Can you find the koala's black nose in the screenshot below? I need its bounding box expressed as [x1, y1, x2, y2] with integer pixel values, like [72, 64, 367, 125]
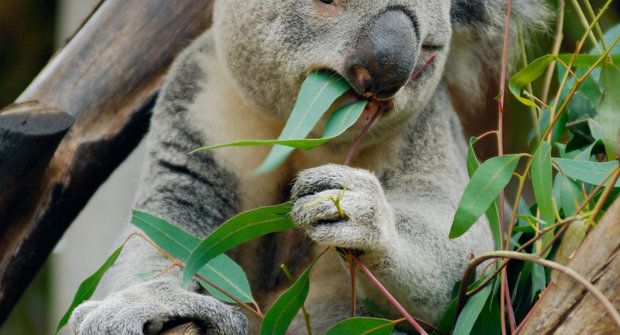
[345, 10, 418, 99]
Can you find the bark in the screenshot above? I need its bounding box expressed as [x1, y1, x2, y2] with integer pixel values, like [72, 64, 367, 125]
[0, 0, 213, 323]
[519, 197, 620, 335]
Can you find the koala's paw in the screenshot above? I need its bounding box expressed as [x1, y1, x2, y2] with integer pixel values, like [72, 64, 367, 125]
[69, 277, 247, 335]
[291, 164, 394, 251]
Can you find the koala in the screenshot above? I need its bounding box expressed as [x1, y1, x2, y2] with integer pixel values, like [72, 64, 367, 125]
[69, 0, 547, 334]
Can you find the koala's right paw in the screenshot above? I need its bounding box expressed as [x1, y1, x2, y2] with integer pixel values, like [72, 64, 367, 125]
[69, 277, 247, 335]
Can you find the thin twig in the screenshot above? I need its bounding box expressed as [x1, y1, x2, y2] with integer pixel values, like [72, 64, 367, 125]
[464, 251, 620, 330]
[590, 168, 620, 223]
[569, 0, 603, 53]
[542, 0, 565, 103]
[343, 108, 383, 166]
[349, 252, 357, 317]
[351, 254, 429, 335]
[498, 2, 514, 333]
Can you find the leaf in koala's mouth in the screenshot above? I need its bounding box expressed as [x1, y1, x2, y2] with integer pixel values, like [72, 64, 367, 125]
[190, 72, 373, 174]
[254, 72, 351, 174]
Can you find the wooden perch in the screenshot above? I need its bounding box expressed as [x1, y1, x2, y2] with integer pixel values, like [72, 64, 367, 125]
[0, 0, 214, 323]
[519, 197, 620, 334]
[0, 102, 74, 227]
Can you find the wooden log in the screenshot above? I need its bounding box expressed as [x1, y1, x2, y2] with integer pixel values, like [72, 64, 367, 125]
[519, 197, 620, 334]
[0, 0, 214, 324]
[0, 102, 74, 231]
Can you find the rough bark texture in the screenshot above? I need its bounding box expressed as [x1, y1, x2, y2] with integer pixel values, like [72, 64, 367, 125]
[0, 0, 214, 324]
[520, 197, 620, 335]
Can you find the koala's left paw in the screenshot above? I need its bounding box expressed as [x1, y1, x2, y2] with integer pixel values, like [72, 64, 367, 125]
[291, 164, 394, 251]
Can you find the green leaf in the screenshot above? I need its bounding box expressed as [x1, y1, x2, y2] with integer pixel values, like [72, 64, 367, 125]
[191, 101, 367, 153]
[55, 245, 124, 334]
[325, 317, 396, 335]
[466, 137, 480, 178]
[510, 54, 620, 106]
[471, 288, 501, 335]
[453, 284, 493, 335]
[567, 91, 597, 122]
[532, 142, 554, 225]
[260, 258, 319, 335]
[183, 203, 295, 285]
[131, 210, 254, 303]
[450, 155, 522, 239]
[255, 72, 351, 174]
[530, 263, 546, 302]
[432, 298, 457, 335]
[553, 173, 584, 216]
[597, 63, 620, 160]
[553, 158, 620, 188]
[466, 137, 502, 249]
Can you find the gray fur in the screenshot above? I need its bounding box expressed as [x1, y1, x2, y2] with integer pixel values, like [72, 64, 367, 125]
[71, 1, 548, 334]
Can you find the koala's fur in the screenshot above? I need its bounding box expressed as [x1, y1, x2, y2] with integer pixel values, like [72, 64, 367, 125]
[70, 1, 548, 334]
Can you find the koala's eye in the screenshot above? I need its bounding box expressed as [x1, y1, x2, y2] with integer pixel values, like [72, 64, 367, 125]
[318, 0, 335, 4]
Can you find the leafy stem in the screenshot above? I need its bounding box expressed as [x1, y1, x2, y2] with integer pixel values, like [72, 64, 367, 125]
[461, 251, 620, 329]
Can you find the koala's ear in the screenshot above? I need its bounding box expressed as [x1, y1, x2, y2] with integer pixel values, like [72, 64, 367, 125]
[445, 0, 551, 113]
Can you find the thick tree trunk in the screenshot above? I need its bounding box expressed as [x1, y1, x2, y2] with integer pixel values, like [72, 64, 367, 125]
[519, 197, 620, 334]
[0, 0, 213, 323]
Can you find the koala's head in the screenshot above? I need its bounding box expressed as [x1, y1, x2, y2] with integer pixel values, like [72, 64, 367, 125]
[212, 0, 547, 135]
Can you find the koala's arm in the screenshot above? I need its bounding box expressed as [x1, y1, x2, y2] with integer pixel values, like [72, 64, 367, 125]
[70, 32, 247, 335]
[291, 89, 494, 323]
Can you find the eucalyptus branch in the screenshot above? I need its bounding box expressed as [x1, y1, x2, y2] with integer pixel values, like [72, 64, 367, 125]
[497, 2, 514, 333]
[581, 0, 607, 49]
[351, 254, 429, 335]
[590, 168, 620, 222]
[463, 215, 582, 298]
[569, 0, 603, 52]
[542, 0, 565, 103]
[461, 251, 620, 329]
[544, 0, 615, 140]
[519, 30, 540, 137]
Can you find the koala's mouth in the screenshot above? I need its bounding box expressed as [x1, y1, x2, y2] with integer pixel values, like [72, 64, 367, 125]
[329, 90, 393, 127]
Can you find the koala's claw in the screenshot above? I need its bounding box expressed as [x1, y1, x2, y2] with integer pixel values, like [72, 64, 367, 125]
[291, 165, 394, 251]
[69, 277, 247, 335]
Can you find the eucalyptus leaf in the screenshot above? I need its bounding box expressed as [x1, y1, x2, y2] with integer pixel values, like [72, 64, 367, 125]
[432, 299, 457, 335]
[471, 288, 501, 335]
[183, 203, 295, 286]
[191, 101, 367, 153]
[553, 173, 584, 216]
[55, 245, 124, 334]
[325, 317, 396, 335]
[466, 137, 502, 248]
[597, 63, 620, 160]
[131, 210, 255, 303]
[553, 158, 620, 188]
[510, 54, 620, 106]
[530, 263, 546, 302]
[453, 284, 492, 335]
[260, 257, 319, 335]
[450, 155, 522, 239]
[568, 91, 597, 121]
[255, 72, 351, 174]
[532, 142, 554, 226]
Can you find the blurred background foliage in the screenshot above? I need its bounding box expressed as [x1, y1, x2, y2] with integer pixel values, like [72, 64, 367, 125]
[0, 0, 618, 334]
